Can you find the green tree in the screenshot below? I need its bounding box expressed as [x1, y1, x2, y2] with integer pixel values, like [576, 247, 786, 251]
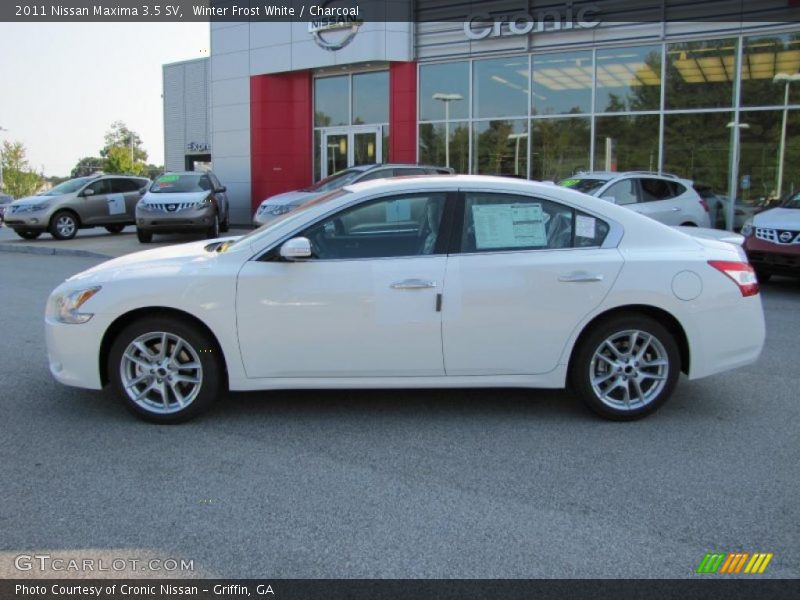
[1, 140, 43, 199]
[101, 121, 148, 175]
[71, 156, 104, 178]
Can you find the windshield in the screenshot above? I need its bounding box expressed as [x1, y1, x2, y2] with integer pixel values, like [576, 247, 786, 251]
[557, 177, 607, 194]
[305, 168, 364, 193]
[226, 189, 350, 251]
[150, 173, 211, 194]
[784, 192, 800, 209]
[42, 176, 96, 196]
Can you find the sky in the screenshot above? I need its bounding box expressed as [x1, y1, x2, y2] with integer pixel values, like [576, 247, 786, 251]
[0, 23, 209, 176]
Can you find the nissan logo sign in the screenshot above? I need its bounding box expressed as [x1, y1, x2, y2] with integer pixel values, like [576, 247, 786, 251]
[308, 0, 361, 51]
[779, 231, 793, 243]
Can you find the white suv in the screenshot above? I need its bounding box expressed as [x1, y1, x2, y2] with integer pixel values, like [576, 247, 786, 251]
[558, 172, 711, 228]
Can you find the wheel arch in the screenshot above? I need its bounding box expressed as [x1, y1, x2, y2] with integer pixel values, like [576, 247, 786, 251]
[99, 306, 228, 387]
[50, 208, 82, 228]
[567, 305, 690, 376]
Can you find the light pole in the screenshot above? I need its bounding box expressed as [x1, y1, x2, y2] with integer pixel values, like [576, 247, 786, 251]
[773, 73, 800, 200]
[0, 126, 8, 192]
[726, 121, 750, 231]
[507, 132, 528, 176]
[432, 93, 463, 168]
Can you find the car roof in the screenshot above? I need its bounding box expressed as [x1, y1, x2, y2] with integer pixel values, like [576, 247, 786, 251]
[159, 171, 211, 176]
[351, 164, 451, 172]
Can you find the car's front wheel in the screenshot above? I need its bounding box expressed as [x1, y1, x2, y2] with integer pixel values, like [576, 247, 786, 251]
[136, 228, 153, 243]
[15, 230, 41, 240]
[49, 211, 79, 240]
[108, 316, 222, 423]
[570, 314, 680, 420]
[206, 212, 220, 239]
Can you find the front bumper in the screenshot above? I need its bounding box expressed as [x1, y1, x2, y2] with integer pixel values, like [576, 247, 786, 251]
[744, 235, 800, 276]
[136, 204, 215, 231]
[45, 314, 111, 390]
[4, 210, 52, 230]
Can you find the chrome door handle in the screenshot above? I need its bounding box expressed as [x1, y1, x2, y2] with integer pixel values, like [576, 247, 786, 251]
[558, 272, 604, 283]
[671, 207, 682, 211]
[390, 279, 437, 290]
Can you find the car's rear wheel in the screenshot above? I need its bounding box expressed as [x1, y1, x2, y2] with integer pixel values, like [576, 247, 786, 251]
[136, 228, 153, 243]
[108, 317, 222, 423]
[49, 211, 79, 240]
[105, 224, 125, 234]
[570, 314, 680, 420]
[220, 215, 230, 233]
[206, 212, 219, 239]
[16, 230, 41, 240]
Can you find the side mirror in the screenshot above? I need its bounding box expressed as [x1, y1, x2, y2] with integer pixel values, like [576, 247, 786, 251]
[82, 188, 95, 197]
[216, 186, 227, 194]
[139, 188, 147, 196]
[279, 237, 312, 260]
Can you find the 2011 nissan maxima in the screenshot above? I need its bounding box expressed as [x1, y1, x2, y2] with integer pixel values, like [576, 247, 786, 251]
[45, 176, 766, 423]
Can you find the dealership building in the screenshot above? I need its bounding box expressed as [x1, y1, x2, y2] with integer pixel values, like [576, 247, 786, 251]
[163, 1, 800, 225]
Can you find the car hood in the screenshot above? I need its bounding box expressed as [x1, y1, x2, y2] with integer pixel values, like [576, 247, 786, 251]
[258, 190, 319, 208]
[66, 237, 240, 284]
[753, 207, 800, 230]
[10, 194, 65, 206]
[140, 191, 210, 204]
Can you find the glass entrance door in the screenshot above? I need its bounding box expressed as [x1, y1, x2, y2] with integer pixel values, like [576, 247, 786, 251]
[321, 127, 382, 179]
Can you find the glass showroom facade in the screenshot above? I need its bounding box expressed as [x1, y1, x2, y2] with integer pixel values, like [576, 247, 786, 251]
[417, 32, 800, 212]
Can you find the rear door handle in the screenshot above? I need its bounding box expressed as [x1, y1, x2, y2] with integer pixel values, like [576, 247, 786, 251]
[390, 279, 437, 290]
[558, 272, 604, 283]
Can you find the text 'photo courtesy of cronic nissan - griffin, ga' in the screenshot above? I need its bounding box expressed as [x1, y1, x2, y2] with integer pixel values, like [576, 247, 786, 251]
[44, 176, 766, 424]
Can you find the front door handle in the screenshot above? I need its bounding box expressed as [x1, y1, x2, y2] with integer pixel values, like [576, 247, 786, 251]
[671, 207, 682, 212]
[558, 272, 604, 283]
[390, 279, 437, 290]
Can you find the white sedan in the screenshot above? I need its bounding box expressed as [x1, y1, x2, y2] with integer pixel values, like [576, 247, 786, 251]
[45, 176, 765, 423]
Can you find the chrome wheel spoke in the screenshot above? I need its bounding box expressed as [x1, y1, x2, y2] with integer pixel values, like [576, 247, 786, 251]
[631, 378, 645, 404]
[124, 352, 152, 372]
[603, 340, 623, 359]
[639, 371, 666, 382]
[173, 373, 200, 385]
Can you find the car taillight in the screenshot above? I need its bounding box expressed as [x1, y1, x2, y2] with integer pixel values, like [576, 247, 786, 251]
[708, 260, 759, 297]
[699, 199, 710, 213]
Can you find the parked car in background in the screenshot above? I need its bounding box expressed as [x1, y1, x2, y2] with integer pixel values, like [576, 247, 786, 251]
[46, 175, 764, 424]
[135, 171, 230, 243]
[253, 163, 454, 226]
[558, 172, 710, 228]
[742, 191, 800, 281]
[3, 175, 149, 240]
[0, 193, 13, 223]
[695, 184, 765, 231]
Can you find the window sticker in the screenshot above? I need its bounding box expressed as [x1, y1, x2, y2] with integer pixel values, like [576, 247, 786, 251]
[575, 214, 596, 239]
[559, 178, 580, 187]
[472, 203, 547, 249]
[385, 199, 412, 222]
[107, 193, 126, 215]
[158, 175, 180, 183]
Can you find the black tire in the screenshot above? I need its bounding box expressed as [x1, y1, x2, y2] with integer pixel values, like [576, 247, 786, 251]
[755, 269, 772, 283]
[219, 215, 230, 233]
[49, 210, 79, 240]
[206, 212, 220, 239]
[16, 230, 41, 240]
[680, 222, 697, 227]
[108, 316, 223, 424]
[569, 314, 681, 421]
[136, 228, 153, 243]
[105, 224, 125, 234]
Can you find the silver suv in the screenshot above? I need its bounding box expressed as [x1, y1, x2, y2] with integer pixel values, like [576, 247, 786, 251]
[4, 174, 149, 240]
[558, 172, 711, 228]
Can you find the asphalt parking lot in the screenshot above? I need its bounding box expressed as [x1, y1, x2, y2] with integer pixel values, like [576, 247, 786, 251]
[0, 251, 798, 579]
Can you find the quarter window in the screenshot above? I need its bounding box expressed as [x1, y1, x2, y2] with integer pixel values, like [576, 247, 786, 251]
[300, 193, 448, 260]
[459, 192, 608, 252]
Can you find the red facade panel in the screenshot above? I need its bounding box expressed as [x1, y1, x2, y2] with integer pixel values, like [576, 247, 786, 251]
[389, 61, 418, 164]
[250, 71, 313, 211]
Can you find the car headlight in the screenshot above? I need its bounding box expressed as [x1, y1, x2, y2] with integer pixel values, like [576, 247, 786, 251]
[138, 202, 156, 212]
[200, 195, 212, 205]
[267, 204, 293, 216]
[14, 201, 49, 213]
[50, 286, 102, 324]
[741, 219, 754, 236]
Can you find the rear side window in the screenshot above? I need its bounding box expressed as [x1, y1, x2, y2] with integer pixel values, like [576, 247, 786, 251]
[640, 178, 680, 202]
[602, 179, 638, 205]
[111, 178, 141, 193]
[459, 192, 608, 252]
[394, 168, 428, 176]
[357, 169, 393, 182]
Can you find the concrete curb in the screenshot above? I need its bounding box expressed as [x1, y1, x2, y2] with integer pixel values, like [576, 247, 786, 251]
[0, 243, 111, 259]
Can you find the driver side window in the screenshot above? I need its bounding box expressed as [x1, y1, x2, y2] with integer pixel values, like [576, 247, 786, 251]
[299, 193, 448, 260]
[84, 179, 111, 196]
